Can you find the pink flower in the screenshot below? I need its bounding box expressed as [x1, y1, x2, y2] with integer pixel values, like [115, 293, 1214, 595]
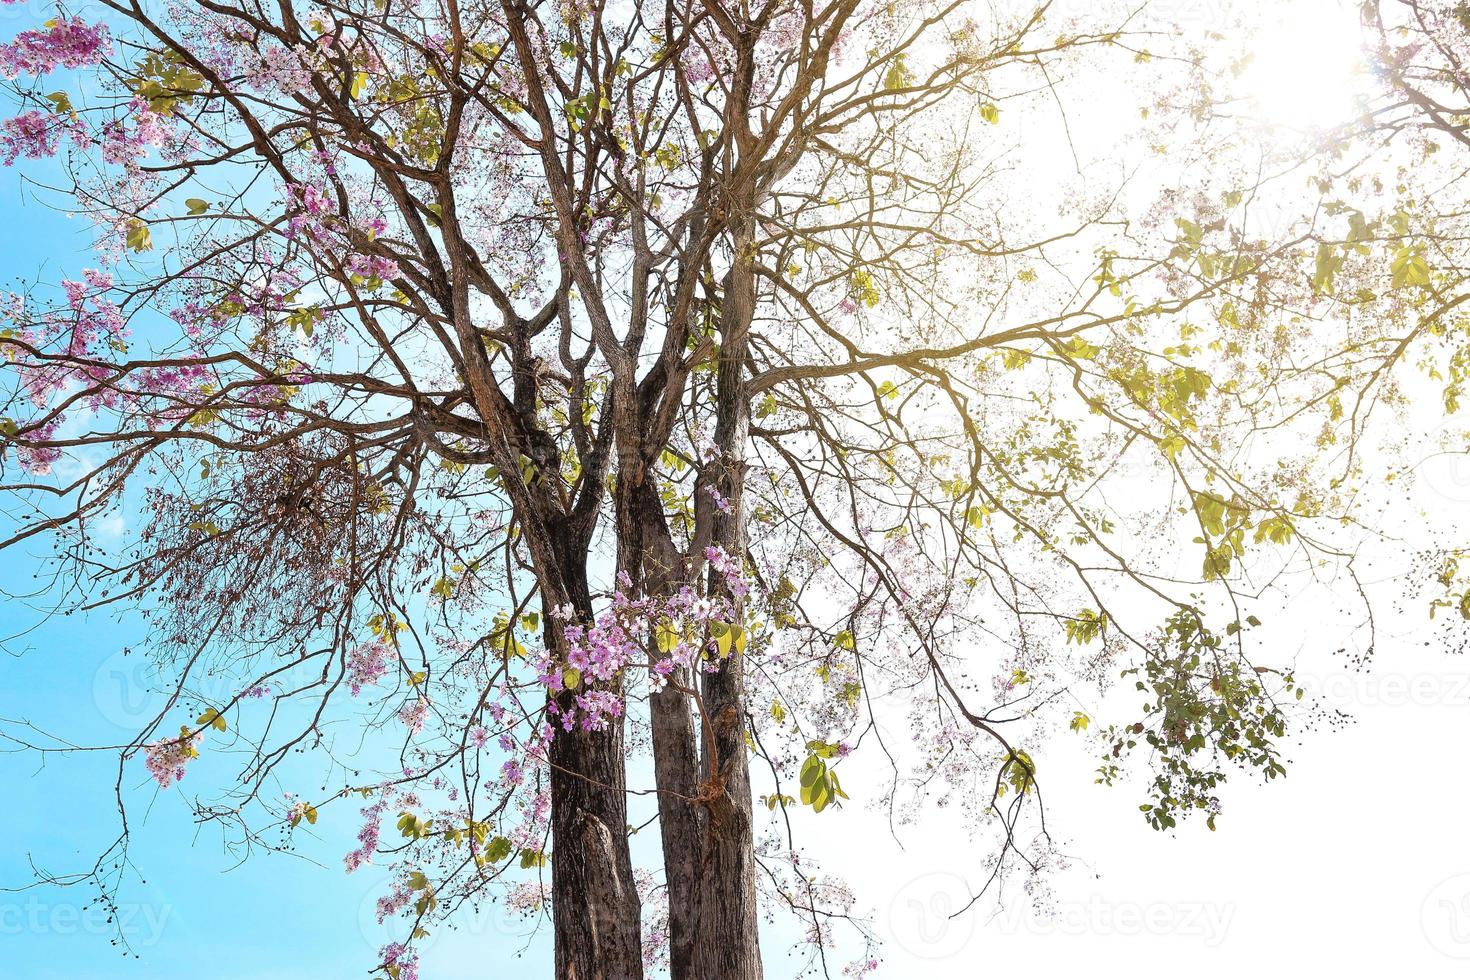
[143, 729, 201, 789]
[705, 544, 749, 599]
[100, 101, 172, 168]
[0, 17, 111, 78]
[345, 253, 400, 281]
[706, 485, 733, 514]
[1, 111, 60, 165]
[347, 640, 390, 695]
[380, 942, 419, 980]
[398, 697, 429, 733]
[293, 182, 332, 216]
[343, 797, 387, 872]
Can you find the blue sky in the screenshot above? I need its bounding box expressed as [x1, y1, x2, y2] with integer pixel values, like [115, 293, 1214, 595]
[0, 98, 763, 980]
[0, 519, 556, 979]
[0, 147, 562, 978]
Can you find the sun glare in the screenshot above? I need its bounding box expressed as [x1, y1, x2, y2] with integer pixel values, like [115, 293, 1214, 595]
[1238, 4, 1370, 133]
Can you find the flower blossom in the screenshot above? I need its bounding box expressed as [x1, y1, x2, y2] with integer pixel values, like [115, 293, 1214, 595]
[0, 17, 111, 78]
[143, 728, 201, 789]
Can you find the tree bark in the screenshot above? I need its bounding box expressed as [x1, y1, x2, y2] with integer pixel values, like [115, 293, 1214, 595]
[545, 537, 645, 979]
[549, 723, 646, 980]
[636, 484, 705, 979]
[691, 216, 763, 980]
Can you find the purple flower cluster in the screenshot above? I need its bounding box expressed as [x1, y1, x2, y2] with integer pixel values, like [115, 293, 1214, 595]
[0, 17, 111, 78]
[536, 556, 753, 733]
[343, 796, 389, 873]
[143, 729, 200, 789]
[379, 942, 419, 980]
[347, 639, 391, 695]
[0, 110, 84, 165]
[705, 544, 749, 599]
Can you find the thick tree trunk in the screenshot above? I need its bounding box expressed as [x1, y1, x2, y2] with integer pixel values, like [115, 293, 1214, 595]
[549, 724, 646, 980]
[649, 671, 703, 976]
[691, 221, 763, 980]
[637, 490, 704, 979]
[616, 465, 703, 977]
[545, 552, 645, 980]
[692, 659, 761, 979]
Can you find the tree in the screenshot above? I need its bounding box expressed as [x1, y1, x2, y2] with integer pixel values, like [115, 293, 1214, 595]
[0, 1, 1463, 977]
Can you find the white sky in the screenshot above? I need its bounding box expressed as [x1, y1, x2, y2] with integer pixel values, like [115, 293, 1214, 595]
[795, 1, 1470, 976]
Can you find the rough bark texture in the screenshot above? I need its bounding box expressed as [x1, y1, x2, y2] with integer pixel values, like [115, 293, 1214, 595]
[639, 485, 705, 979]
[619, 469, 704, 978]
[649, 674, 703, 976]
[549, 724, 645, 980]
[692, 217, 763, 980]
[542, 550, 646, 980]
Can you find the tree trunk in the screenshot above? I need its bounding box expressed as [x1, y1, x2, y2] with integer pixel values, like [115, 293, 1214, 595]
[637, 489, 704, 979]
[691, 219, 763, 980]
[549, 723, 646, 980]
[545, 552, 645, 980]
[649, 670, 703, 976]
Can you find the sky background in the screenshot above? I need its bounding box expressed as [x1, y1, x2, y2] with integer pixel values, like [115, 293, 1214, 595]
[5, 0, 1470, 977]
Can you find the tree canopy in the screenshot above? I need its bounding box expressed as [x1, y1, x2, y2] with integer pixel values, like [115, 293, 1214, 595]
[2, 1, 1469, 977]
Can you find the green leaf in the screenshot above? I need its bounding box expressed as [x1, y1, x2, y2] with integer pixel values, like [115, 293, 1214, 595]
[196, 707, 227, 732]
[806, 739, 841, 758]
[484, 835, 513, 863]
[125, 220, 153, 253]
[1004, 749, 1036, 795]
[799, 754, 826, 794]
[185, 198, 209, 216]
[1064, 609, 1107, 645]
[1391, 246, 1431, 290]
[1312, 242, 1342, 295]
[810, 778, 832, 812]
